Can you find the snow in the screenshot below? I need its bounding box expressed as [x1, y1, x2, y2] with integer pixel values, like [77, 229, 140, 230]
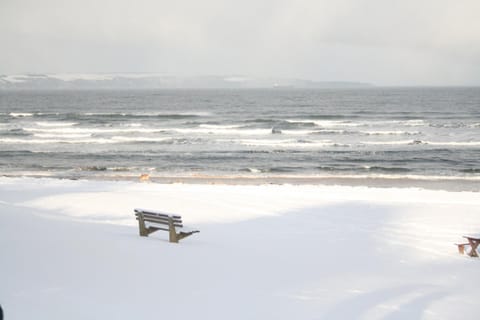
[0, 73, 167, 83]
[1, 75, 30, 83]
[47, 73, 165, 81]
[0, 177, 479, 319]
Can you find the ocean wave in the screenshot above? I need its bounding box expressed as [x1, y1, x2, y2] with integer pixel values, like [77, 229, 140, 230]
[399, 119, 427, 126]
[308, 129, 420, 136]
[23, 127, 166, 134]
[361, 130, 421, 136]
[267, 167, 302, 173]
[313, 166, 412, 173]
[199, 124, 244, 129]
[123, 123, 143, 127]
[171, 127, 270, 135]
[287, 119, 426, 128]
[362, 166, 412, 172]
[0, 136, 205, 145]
[5, 111, 210, 120]
[111, 136, 199, 144]
[0, 137, 115, 144]
[427, 141, 480, 146]
[460, 168, 480, 173]
[239, 168, 263, 173]
[234, 139, 349, 148]
[35, 121, 78, 127]
[361, 140, 480, 147]
[169, 125, 415, 137]
[309, 129, 351, 135]
[77, 166, 142, 172]
[110, 136, 169, 142]
[1, 128, 31, 137]
[287, 119, 363, 128]
[33, 133, 92, 139]
[23, 126, 273, 136]
[9, 112, 33, 118]
[360, 140, 425, 146]
[82, 112, 210, 118]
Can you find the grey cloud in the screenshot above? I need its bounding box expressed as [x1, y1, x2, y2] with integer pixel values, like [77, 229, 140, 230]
[1, 0, 479, 85]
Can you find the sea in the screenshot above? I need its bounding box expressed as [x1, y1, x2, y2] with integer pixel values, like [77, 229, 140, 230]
[0, 88, 479, 189]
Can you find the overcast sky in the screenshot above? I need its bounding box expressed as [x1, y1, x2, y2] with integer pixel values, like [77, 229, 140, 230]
[1, 0, 480, 85]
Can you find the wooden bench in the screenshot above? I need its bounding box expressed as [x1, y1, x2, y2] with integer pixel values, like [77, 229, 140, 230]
[456, 235, 480, 257]
[455, 242, 470, 255]
[134, 208, 199, 243]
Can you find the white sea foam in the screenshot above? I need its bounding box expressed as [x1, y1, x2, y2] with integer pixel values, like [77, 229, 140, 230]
[1, 136, 201, 145]
[172, 127, 270, 135]
[361, 140, 480, 147]
[283, 129, 420, 136]
[23, 127, 165, 134]
[199, 124, 243, 129]
[427, 141, 480, 146]
[287, 119, 427, 128]
[399, 119, 426, 126]
[9, 112, 33, 117]
[35, 122, 78, 127]
[310, 129, 349, 134]
[287, 120, 364, 128]
[361, 140, 422, 145]
[84, 112, 127, 116]
[33, 133, 92, 139]
[111, 136, 171, 143]
[2, 75, 29, 83]
[234, 139, 342, 148]
[0, 138, 115, 144]
[362, 130, 421, 136]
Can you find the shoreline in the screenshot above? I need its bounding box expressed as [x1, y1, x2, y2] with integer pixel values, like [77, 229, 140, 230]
[147, 175, 480, 192]
[2, 173, 479, 192]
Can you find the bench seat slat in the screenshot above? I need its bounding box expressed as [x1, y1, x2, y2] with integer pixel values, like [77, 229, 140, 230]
[135, 211, 182, 221]
[137, 213, 182, 223]
[136, 213, 182, 224]
[134, 208, 181, 219]
[136, 217, 183, 228]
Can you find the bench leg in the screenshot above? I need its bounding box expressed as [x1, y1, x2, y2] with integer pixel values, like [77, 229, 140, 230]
[138, 216, 148, 237]
[457, 244, 467, 255]
[467, 241, 479, 257]
[168, 219, 178, 243]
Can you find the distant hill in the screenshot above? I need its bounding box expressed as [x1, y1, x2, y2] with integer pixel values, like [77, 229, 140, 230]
[0, 73, 373, 89]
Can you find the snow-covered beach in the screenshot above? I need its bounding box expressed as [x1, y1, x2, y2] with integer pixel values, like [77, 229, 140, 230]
[1, 177, 479, 319]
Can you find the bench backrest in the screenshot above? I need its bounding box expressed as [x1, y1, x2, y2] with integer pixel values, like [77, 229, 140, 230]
[134, 208, 183, 228]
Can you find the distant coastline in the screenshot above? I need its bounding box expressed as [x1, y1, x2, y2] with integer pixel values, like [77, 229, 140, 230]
[0, 73, 373, 90]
